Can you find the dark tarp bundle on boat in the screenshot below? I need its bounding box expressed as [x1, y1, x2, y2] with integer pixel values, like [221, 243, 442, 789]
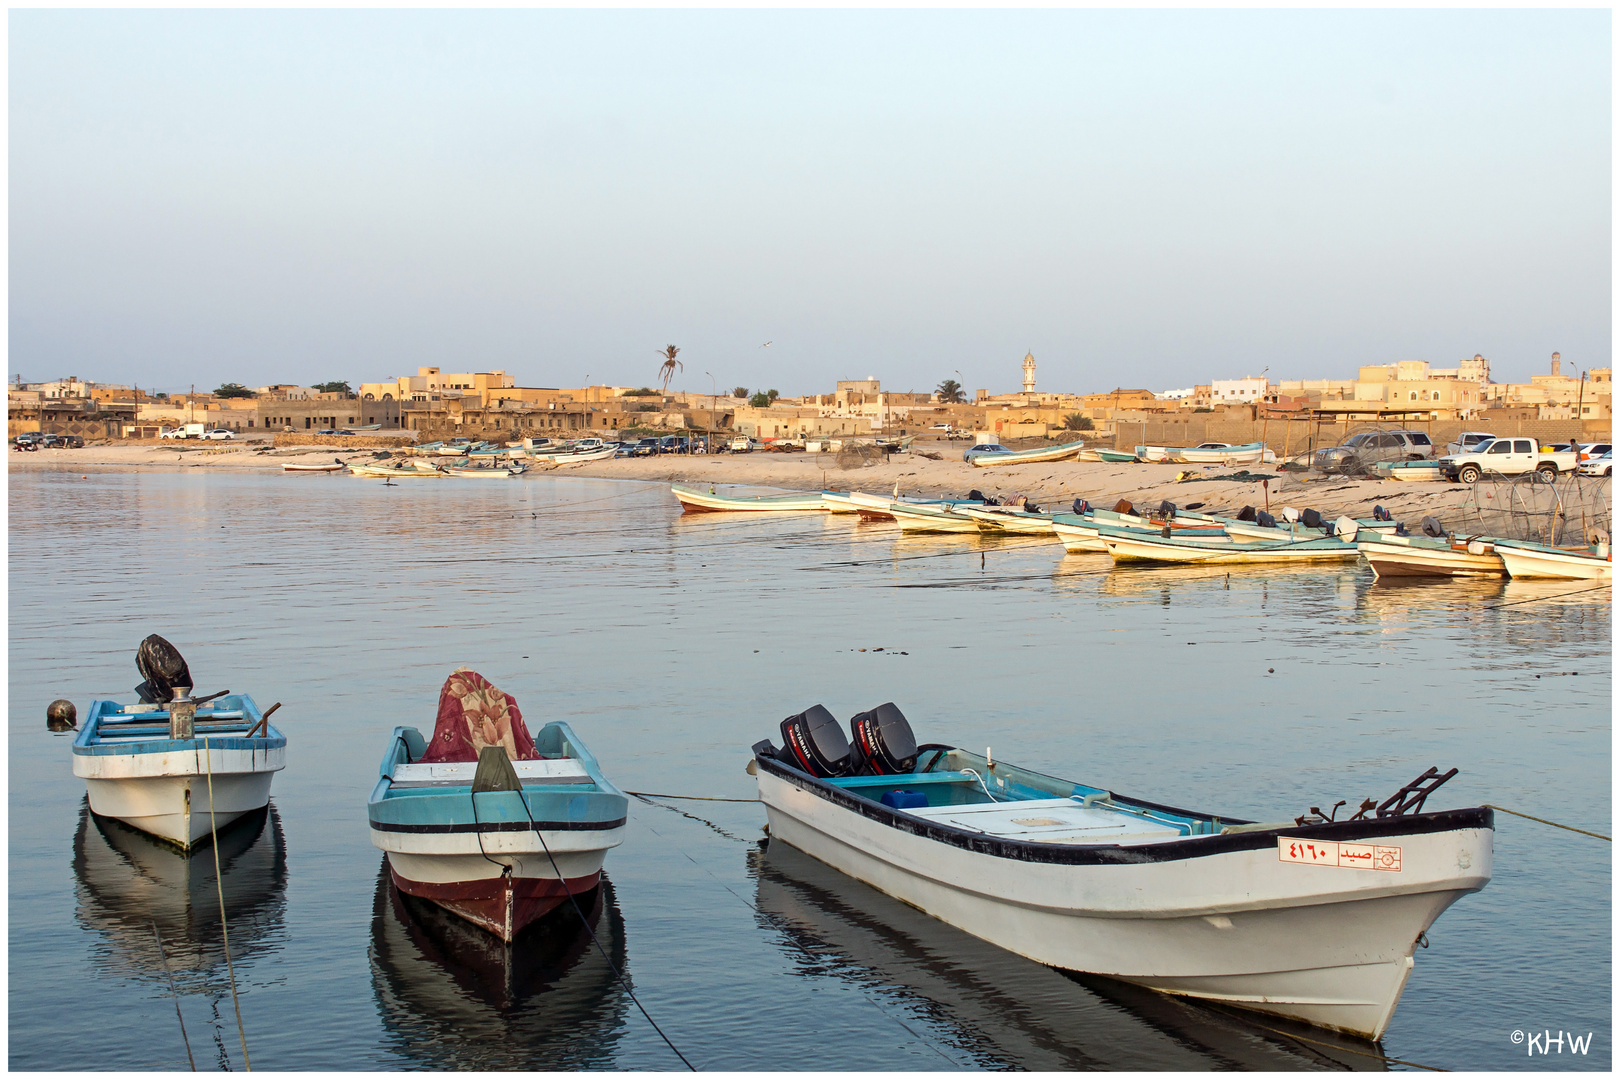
[135, 634, 193, 704]
[419, 668, 541, 764]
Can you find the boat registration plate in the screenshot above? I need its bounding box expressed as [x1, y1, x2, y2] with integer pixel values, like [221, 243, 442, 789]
[1279, 838, 1401, 872]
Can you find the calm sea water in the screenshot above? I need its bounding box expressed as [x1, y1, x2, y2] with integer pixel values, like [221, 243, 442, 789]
[9, 466, 1611, 1071]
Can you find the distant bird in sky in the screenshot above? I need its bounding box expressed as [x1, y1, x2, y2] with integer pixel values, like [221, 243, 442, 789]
[760, 341, 772, 348]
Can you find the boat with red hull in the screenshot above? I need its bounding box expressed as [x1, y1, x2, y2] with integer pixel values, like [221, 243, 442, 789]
[367, 670, 627, 941]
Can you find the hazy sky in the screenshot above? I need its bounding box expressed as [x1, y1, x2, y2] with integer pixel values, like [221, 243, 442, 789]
[10, 9, 1611, 397]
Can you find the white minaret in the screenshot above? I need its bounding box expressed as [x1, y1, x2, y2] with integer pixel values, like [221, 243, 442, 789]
[1022, 351, 1036, 395]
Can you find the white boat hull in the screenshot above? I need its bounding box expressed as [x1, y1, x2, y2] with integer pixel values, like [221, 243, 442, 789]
[759, 769, 1489, 1040]
[1103, 532, 1356, 565]
[1358, 538, 1505, 578]
[74, 744, 285, 848]
[888, 505, 981, 533]
[1492, 543, 1613, 580]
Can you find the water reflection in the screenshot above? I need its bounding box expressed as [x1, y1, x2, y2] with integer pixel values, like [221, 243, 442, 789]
[72, 800, 287, 992]
[751, 839, 1382, 1071]
[369, 860, 628, 1069]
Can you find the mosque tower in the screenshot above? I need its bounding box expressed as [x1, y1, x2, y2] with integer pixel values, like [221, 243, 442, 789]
[1022, 351, 1036, 396]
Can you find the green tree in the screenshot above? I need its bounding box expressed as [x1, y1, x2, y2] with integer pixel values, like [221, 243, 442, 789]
[312, 380, 354, 397]
[624, 387, 660, 397]
[936, 379, 966, 404]
[214, 383, 254, 399]
[1062, 413, 1094, 431]
[749, 391, 772, 408]
[732, 386, 749, 399]
[766, 389, 780, 403]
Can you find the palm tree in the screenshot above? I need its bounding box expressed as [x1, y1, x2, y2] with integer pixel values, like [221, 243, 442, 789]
[936, 379, 965, 404]
[657, 345, 683, 393]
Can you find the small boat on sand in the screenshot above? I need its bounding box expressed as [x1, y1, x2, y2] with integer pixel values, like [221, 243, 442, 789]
[1076, 448, 1141, 463]
[968, 440, 1087, 468]
[1374, 460, 1445, 482]
[67, 636, 286, 849]
[752, 703, 1492, 1040]
[671, 484, 828, 513]
[281, 461, 345, 472]
[368, 670, 627, 942]
[1135, 442, 1274, 465]
[350, 463, 443, 478]
[1481, 537, 1611, 580]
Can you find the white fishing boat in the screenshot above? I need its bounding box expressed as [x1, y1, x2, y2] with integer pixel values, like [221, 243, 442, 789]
[671, 484, 829, 513]
[1374, 460, 1445, 483]
[65, 637, 286, 850]
[1489, 538, 1612, 580]
[281, 461, 345, 473]
[350, 463, 443, 478]
[444, 465, 518, 478]
[967, 440, 1087, 468]
[1050, 514, 1233, 554]
[955, 505, 1059, 536]
[1101, 528, 1358, 565]
[542, 446, 618, 464]
[885, 503, 983, 533]
[368, 670, 627, 942]
[753, 704, 1491, 1041]
[1356, 533, 1505, 579]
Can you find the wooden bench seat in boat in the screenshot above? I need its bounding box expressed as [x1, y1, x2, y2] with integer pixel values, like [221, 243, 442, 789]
[387, 758, 593, 788]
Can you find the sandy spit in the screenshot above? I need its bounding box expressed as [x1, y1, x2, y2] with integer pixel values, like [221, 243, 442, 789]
[11, 437, 1486, 524]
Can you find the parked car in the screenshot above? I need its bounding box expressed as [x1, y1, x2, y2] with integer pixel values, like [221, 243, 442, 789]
[203, 429, 235, 440]
[1576, 442, 1611, 463]
[40, 433, 65, 448]
[1312, 430, 1434, 473]
[13, 433, 41, 450]
[658, 435, 692, 454]
[315, 428, 356, 437]
[962, 442, 1010, 462]
[1437, 437, 1578, 484]
[730, 436, 761, 453]
[1578, 451, 1612, 478]
[1445, 431, 1496, 456]
[61, 434, 84, 448]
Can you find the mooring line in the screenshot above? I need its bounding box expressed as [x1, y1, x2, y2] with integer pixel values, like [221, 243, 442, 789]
[203, 738, 252, 1071]
[626, 790, 760, 803]
[1484, 804, 1610, 841]
[150, 921, 197, 1072]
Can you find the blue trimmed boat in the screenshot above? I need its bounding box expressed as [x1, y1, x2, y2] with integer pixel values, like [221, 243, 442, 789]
[368, 721, 628, 941]
[72, 694, 286, 849]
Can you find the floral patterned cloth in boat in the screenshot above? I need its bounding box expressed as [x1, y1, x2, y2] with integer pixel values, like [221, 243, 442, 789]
[418, 668, 540, 763]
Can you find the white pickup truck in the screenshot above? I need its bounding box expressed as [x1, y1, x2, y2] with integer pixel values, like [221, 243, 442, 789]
[1437, 437, 1578, 484]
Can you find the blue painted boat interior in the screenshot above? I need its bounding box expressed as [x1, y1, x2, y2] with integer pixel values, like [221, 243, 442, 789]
[74, 695, 285, 753]
[823, 749, 1233, 837]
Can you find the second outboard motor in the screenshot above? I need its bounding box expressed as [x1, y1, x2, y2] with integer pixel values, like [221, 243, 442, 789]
[1157, 500, 1176, 520]
[1255, 510, 1276, 529]
[1300, 508, 1324, 530]
[848, 702, 919, 775]
[1235, 505, 1257, 522]
[780, 705, 852, 778]
[966, 489, 987, 503]
[1420, 515, 1447, 538]
[135, 634, 193, 705]
[1373, 505, 1392, 522]
[1072, 498, 1090, 515]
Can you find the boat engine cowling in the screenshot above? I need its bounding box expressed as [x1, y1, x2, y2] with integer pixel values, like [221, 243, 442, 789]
[780, 704, 852, 777]
[849, 702, 919, 775]
[1157, 500, 1176, 520]
[1072, 498, 1090, 515]
[1300, 508, 1324, 529]
[1255, 510, 1276, 529]
[135, 634, 193, 705]
[1235, 505, 1257, 522]
[1420, 515, 1447, 538]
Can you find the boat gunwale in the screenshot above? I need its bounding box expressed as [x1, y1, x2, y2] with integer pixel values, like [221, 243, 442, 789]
[755, 749, 1494, 866]
[74, 696, 287, 755]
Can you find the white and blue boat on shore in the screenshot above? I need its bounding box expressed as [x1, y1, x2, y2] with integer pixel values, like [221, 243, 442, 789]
[754, 703, 1492, 1040]
[368, 684, 627, 942]
[71, 693, 286, 850]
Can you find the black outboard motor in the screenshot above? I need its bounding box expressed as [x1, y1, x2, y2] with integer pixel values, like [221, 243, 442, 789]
[1235, 505, 1257, 522]
[1420, 515, 1447, 539]
[1300, 508, 1324, 530]
[1373, 505, 1392, 522]
[848, 702, 919, 775]
[966, 489, 987, 503]
[135, 634, 193, 705]
[1157, 500, 1176, 520]
[779, 704, 852, 778]
[1024, 501, 1041, 514]
[1072, 498, 1090, 515]
[1255, 510, 1276, 529]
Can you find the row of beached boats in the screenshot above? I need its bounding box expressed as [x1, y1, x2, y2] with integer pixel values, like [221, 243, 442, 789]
[672, 484, 1614, 580]
[55, 637, 1493, 1042]
[963, 440, 1275, 468]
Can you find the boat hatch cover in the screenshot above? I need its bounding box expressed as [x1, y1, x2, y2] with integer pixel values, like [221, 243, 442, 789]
[908, 798, 1187, 845]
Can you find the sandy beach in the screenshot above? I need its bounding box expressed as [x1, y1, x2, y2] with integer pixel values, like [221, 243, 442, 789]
[11, 436, 1490, 525]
